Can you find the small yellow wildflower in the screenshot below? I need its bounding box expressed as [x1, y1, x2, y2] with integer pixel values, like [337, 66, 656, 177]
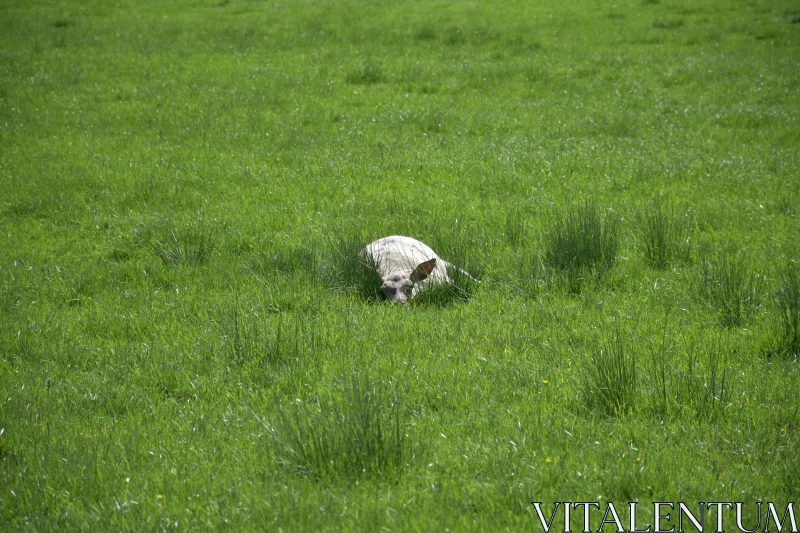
[157, 494, 163, 500]
[636, 457, 641, 462]
[543, 380, 549, 385]
[545, 457, 552, 463]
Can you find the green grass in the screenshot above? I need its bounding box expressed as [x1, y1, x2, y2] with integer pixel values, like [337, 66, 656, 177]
[766, 263, 800, 360]
[633, 198, 694, 269]
[699, 247, 765, 328]
[267, 376, 412, 482]
[1, 0, 799, 530]
[544, 201, 620, 292]
[580, 325, 638, 416]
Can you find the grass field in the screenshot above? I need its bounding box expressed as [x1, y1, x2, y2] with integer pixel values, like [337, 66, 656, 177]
[1, 0, 799, 530]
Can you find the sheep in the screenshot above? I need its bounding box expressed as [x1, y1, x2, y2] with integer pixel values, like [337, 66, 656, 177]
[361, 235, 477, 304]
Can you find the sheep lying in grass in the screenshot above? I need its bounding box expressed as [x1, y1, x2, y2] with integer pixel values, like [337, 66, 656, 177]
[361, 235, 477, 304]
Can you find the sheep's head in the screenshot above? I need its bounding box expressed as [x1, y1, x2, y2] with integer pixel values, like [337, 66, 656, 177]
[380, 258, 436, 304]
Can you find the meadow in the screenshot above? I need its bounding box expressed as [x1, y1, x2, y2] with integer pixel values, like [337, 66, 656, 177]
[1, 0, 799, 530]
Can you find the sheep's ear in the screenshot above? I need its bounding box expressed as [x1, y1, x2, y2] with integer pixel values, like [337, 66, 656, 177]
[411, 258, 437, 282]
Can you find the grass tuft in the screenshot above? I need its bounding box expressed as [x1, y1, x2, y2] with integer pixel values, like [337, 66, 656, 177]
[146, 224, 215, 267]
[633, 198, 694, 269]
[345, 62, 385, 85]
[766, 263, 800, 360]
[580, 326, 638, 416]
[270, 377, 411, 482]
[320, 229, 384, 302]
[414, 26, 437, 41]
[410, 273, 479, 306]
[674, 340, 732, 421]
[216, 303, 322, 393]
[418, 225, 484, 306]
[218, 304, 287, 367]
[699, 248, 764, 328]
[544, 201, 619, 292]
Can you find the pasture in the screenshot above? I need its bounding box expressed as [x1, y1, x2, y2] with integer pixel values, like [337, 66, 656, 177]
[1, 0, 799, 530]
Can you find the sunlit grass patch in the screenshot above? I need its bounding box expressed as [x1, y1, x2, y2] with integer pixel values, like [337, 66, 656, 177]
[544, 201, 619, 293]
[633, 198, 694, 269]
[699, 247, 764, 328]
[765, 263, 800, 360]
[268, 377, 412, 482]
[504, 207, 525, 247]
[144, 221, 215, 267]
[580, 326, 638, 416]
[673, 341, 732, 422]
[218, 302, 289, 367]
[2, 0, 799, 527]
[249, 241, 317, 278]
[0, 321, 38, 366]
[42, 264, 98, 308]
[497, 251, 545, 300]
[646, 328, 733, 421]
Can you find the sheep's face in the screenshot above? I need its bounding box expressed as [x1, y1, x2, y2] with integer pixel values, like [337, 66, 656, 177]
[380, 275, 415, 304]
[378, 258, 436, 304]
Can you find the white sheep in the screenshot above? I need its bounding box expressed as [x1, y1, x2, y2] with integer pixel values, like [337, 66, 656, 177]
[361, 235, 477, 304]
